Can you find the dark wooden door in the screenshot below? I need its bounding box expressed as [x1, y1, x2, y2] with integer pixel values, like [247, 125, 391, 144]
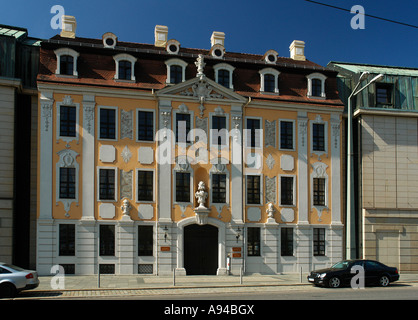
[184, 224, 218, 275]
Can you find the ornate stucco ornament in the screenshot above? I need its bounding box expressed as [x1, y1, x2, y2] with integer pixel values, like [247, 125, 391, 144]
[194, 181, 210, 225]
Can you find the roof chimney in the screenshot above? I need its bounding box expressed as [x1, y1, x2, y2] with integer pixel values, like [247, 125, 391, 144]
[60, 15, 77, 38]
[211, 31, 225, 47]
[289, 40, 306, 61]
[155, 25, 168, 47]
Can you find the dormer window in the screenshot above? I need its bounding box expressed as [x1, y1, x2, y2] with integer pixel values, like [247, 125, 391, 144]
[113, 53, 136, 82]
[213, 63, 235, 89]
[259, 68, 280, 94]
[306, 73, 327, 99]
[54, 48, 79, 77]
[165, 58, 187, 84]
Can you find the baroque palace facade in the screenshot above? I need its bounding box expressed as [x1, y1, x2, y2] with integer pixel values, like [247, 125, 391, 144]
[36, 16, 344, 276]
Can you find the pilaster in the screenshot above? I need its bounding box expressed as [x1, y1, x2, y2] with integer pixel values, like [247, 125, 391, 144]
[297, 113, 309, 224]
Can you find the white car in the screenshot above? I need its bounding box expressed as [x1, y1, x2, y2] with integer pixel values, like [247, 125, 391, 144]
[0, 263, 40, 298]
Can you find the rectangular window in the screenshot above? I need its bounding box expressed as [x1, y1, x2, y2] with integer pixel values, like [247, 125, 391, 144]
[217, 69, 230, 88]
[175, 172, 190, 202]
[59, 167, 76, 199]
[138, 226, 153, 256]
[280, 121, 293, 150]
[118, 60, 132, 80]
[137, 170, 153, 201]
[247, 227, 260, 256]
[59, 224, 75, 256]
[313, 177, 326, 206]
[376, 83, 393, 105]
[264, 74, 275, 93]
[211, 115, 227, 146]
[312, 123, 325, 152]
[137, 110, 154, 141]
[99, 169, 115, 201]
[280, 176, 294, 206]
[176, 113, 191, 143]
[247, 175, 261, 204]
[99, 108, 116, 140]
[170, 65, 182, 84]
[100, 225, 115, 256]
[246, 118, 261, 148]
[60, 55, 74, 76]
[212, 174, 226, 203]
[281, 228, 293, 256]
[312, 79, 322, 97]
[313, 228, 325, 256]
[60, 105, 76, 137]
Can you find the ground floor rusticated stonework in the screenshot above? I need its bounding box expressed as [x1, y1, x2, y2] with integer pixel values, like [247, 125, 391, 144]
[37, 218, 343, 276]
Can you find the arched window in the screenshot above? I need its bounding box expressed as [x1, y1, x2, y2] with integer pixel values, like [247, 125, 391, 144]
[54, 48, 79, 77]
[213, 63, 235, 89]
[259, 68, 280, 94]
[113, 54, 136, 81]
[165, 58, 188, 85]
[306, 73, 327, 99]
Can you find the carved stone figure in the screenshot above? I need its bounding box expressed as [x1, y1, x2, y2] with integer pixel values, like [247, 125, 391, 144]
[121, 198, 132, 217]
[195, 181, 208, 209]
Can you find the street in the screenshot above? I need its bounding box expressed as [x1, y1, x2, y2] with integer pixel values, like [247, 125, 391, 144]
[11, 282, 418, 300]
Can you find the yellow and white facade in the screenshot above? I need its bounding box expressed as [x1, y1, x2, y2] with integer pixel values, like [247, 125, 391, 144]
[36, 21, 344, 276]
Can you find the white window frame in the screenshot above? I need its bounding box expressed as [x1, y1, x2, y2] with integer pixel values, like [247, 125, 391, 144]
[209, 106, 229, 150]
[56, 149, 79, 217]
[209, 159, 230, 215]
[173, 103, 194, 145]
[310, 115, 328, 159]
[136, 168, 155, 203]
[54, 47, 79, 77]
[278, 174, 296, 207]
[165, 58, 188, 84]
[245, 116, 263, 149]
[245, 174, 263, 206]
[278, 119, 295, 151]
[56, 96, 80, 144]
[97, 166, 118, 202]
[306, 72, 327, 99]
[311, 162, 329, 221]
[136, 108, 156, 143]
[113, 53, 137, 82]
[172, 156, 194, 206]
[259, 68, 280, 94]
[213, 63, 235, 89]
[98, 106, 118, 141]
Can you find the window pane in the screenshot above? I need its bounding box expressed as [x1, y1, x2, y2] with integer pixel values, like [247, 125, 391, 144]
[218, 69, 230, 88]
[59, 224, 75, 256]
[280, 176, 293, 205]
[246, 118, 261, 148]
[99, 169, 115, 200]
[312, 123, 325, 151]
[248, 227, 260, 256]
[60, 106, 76, 137]
[247, 175, 260, 204]
[313, 228, 325, 256]
[60, 55, 73, 75]
[138, 226, 153, 256]
[100, 225, 115, 256]
[212, 174, 226, 203]
[264, 74, 275, 92]
[212, 116, 227, 146]
[312, 79, 322, 97]
[313, 178, 326, 206]
[138, 170, 153, 201]
[59, 167, 76, 199]
[138, 110, 154, 141]
[280, 121, 293, 149]
[175, 172, 190, 202]
[119, 60, 132, 80]
[176, 113, 191, 143]
[100, 108, 116, 139]
[170, 65, 182, 84]
[281, 228, 293, 256]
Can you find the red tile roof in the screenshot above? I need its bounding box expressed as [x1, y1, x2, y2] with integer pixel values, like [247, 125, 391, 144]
[37, 35, 343, 108]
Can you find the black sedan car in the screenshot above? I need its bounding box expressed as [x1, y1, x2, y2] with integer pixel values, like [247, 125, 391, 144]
[308, 259, 399, 288]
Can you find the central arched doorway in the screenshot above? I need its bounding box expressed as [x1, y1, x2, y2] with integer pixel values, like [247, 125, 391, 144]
[184, 224, 218, 275]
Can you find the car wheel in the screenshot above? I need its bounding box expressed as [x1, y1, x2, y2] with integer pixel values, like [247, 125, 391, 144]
[0, 283, 17, 298]
[379, 275, 390, 287]
[328, 276, 341, 288]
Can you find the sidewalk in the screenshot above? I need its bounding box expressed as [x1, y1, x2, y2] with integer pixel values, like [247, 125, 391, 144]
[35, 272, 418, 291]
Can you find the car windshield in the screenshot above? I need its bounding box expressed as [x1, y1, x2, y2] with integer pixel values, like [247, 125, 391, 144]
[2, 264, 25, 272]
[331, 261, 351, 269]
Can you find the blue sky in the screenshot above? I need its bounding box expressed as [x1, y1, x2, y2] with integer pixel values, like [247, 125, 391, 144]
[1, 0, 417, 68]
